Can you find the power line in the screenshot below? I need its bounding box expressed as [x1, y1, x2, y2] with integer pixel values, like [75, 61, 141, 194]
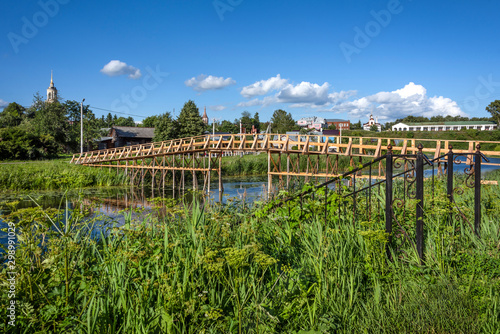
[89, 106, 148, 119]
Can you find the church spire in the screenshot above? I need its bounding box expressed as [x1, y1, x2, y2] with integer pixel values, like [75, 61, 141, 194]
[47, 71, 58, 103]
[202, 106, 208, 124]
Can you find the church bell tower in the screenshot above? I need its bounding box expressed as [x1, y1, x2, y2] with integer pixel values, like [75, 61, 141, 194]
[46, 71, 58, 103]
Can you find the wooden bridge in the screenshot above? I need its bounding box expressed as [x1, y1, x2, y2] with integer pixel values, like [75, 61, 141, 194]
[71, 134, 500, 196]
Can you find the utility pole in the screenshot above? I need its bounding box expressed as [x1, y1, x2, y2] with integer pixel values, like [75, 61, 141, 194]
[80, 98, 85, 154]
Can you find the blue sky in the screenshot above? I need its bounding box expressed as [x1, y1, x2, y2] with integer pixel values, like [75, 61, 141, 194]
[1, 0, 500, 124]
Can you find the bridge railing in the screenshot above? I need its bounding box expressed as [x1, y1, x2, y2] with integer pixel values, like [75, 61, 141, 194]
[71, 133, 500, 166]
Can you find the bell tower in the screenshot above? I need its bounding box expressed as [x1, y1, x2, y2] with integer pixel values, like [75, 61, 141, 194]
[46, 70, 58, 103]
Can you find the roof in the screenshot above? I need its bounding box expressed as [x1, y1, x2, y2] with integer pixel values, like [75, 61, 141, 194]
[402, 121, 496, 126]
[112, 126, 155, 138]
[325, 119, 349, 122]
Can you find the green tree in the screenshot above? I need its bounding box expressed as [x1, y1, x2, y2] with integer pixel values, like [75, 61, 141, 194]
[30, 95, 67, 150]
[177, 100, 205, 138]
[142, 115, 160, 128]
[63, 100, 100, 152]
[153, 112, 179, 141]
[328, 123, 337, 130]
[270, 109, 295, 133]
[486, 100, 500, 125]
[240, 111, 253, 133]
[218, 120, 238, 133]
[0, 102, 26, 128]
[350, 120, 362, 130]
[370, 124, 379, 132]
[114, 116, 136, 127]
[252, 112, 260, 133]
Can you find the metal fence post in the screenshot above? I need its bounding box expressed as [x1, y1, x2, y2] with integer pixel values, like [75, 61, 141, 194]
[385, 144, 393, 259]
[447, 145, 454, 223]
[416, 143, 424, 261]
[474, 144, 481, 236]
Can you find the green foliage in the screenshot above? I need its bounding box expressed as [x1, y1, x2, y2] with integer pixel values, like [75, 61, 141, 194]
[0, 160, 128, 190]
[0, 127, 58, 160]
[0, 102, 26, 128]
[270, 109, 295, 134]
[177, 100, 205, 138]
[153, 112, 178, 142]
[486, 99, 500, 125]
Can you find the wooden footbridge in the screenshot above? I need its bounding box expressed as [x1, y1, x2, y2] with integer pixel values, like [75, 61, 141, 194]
[71, 134, 500, 196]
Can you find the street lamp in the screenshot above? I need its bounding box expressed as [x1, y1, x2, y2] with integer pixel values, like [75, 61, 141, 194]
[80, 98, 85, 154]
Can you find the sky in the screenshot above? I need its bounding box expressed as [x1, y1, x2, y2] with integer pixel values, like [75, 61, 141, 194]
[1, 0, 500, 125]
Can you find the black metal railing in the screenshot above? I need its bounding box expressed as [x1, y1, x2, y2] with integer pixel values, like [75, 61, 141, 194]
[263, 143, 489, 262]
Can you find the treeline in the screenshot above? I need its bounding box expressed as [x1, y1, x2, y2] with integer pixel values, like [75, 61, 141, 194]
[145, 101, 297, 141]
[384, 114, 495, 130]
[0, 95, 137, 160]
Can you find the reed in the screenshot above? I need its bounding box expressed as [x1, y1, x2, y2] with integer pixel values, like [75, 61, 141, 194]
[0, 161, 129, 191]
[1, 174, 499, 333]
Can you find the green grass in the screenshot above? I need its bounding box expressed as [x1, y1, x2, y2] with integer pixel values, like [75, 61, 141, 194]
[0, 160, 129, 191]
[1, 173, 499, 333]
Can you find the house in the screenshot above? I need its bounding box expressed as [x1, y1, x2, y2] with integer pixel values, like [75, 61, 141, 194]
[325, 119, 350, 130]
[99, 126, 155, 149]
[363, 114, 382, 132]
[297, 116, 326, 130]
[391, 121, 498, 132]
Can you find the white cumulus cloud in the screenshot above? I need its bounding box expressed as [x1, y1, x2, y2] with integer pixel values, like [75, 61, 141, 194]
[240, 74, 289, 98]
[277, 82, 331, 105]
[100, 60, 142, 79]
[185, 74, 236, 92]
[210, 105, 227, 111]
[0, 99, 8, 108]
[335, 82, 465, 121]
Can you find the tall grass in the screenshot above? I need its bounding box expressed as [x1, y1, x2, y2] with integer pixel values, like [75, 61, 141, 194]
[1, 175, 499, 333]
[0, 161, 129, 191]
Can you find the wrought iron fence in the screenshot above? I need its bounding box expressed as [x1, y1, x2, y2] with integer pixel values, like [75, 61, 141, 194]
[264, 143, 489, 262]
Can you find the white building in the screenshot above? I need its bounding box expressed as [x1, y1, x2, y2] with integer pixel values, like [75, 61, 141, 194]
[363, 114, 382, 132]
[391, 121, 497, 132]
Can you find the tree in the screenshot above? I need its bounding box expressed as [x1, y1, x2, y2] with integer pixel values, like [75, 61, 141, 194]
[114, 116, 135, 127]
[0, 102, 26, 128]
[486, 100, 500, 125]
[239, 111, 253, 133]
[31, 96, 68, 150]
[63, 100, 101, 152]
[270, 109, 295, 133]
[153, 112, 178, 142]
[218, 120, 238, 133]
[177, 100, 205, 138]
[350, 120, 362, 130]
[252, 112, 260, 133]
[327, 123, 336, 130]
[370, 124, 379, 132]
[142, 115, 161, 128]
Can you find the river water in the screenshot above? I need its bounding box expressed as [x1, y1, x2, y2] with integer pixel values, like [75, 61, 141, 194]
[1, 156, 499, 248]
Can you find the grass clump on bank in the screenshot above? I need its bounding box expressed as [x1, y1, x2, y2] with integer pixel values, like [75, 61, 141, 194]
[1, 174, 500, 333]
[0, 160, 129, 191]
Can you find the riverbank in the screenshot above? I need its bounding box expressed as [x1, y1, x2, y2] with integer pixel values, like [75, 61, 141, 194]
[1, 174, 499, 332]
[0, 161, 129, 191]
